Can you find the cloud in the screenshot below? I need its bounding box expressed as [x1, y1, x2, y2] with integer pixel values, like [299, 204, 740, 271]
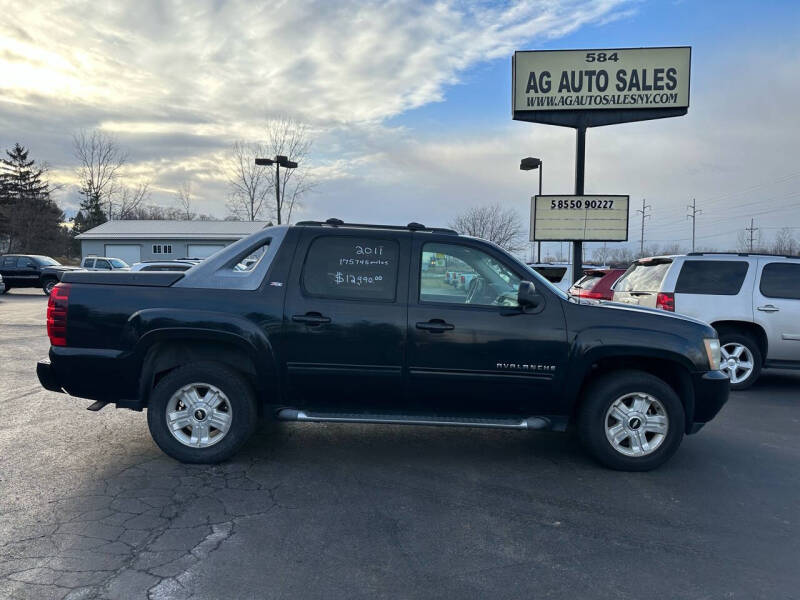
[0, 0, 632, 216]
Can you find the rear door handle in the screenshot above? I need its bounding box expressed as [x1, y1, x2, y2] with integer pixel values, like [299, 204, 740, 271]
[757, 305, 780, 313]
[292, 312, 331, 325]
[416, 319, 454, 332]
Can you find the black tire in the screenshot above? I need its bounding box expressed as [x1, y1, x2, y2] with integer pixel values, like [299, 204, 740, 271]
[577, 370, 685, 471]
[146, 362, 258, 464]
[718, 331, 762, 391]
[42, 278, 57, 296]
[0, 286, 9, 294]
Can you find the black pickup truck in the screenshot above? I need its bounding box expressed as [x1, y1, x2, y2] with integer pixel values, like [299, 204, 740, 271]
[37, 220, 729, 470]
[0, 254, 80, 294]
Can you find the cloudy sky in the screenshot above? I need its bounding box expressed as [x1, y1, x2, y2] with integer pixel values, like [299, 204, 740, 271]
[1, 0, 799, 257]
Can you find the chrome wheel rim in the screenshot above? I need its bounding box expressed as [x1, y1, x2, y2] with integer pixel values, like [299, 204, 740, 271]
[720, 343, 754, 384]
[44, 281, 56, 294]
[605, 393, 669, 457]
[166, 383, 232, 448]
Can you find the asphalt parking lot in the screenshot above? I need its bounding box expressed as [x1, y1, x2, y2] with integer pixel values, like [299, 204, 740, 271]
[1, 290, 799, 600]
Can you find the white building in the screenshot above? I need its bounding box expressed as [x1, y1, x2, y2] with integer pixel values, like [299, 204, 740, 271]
[75, 220, 268, 265]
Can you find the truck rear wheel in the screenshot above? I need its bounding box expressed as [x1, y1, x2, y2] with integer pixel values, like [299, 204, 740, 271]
[146, 362, 257, 464]
[577, 370, 685, 471]
[42, 278, 58, 295]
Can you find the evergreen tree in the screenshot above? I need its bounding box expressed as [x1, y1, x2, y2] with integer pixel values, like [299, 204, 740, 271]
[72, 190, 107, 235]
[0, 143, 70, 256]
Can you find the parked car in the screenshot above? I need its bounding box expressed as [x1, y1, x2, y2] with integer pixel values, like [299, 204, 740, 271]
[613, 253, 800, 389]
[81, 256, 130, 271]
[37, 219, 728, 471]
[0, 254, 80, 295]
[527, 262, 602, 292]
[130, 260, 200, 272]
[569, 268, 627, 301]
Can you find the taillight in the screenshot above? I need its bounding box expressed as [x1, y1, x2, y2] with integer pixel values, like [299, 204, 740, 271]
[582, 290, 605, 300]
[656, 292, 675, 312]
[47, 283, 70, 346]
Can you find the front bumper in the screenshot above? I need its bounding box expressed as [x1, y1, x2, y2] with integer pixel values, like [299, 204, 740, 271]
[37, 359, 64, 393]
[688, 370, 730, 433]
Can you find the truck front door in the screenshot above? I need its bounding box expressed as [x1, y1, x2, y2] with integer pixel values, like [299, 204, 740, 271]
[282, 230, 410, 411]
[406, 238, 568, 416]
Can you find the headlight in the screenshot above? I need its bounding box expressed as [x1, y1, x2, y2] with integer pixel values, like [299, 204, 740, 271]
[704, 338, 721, 371]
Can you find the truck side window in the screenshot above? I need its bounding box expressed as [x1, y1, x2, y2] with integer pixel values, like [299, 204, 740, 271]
[760, 263, 800, 300]
[302, 236, 399, 301]
[420, 243, 520, 307]
[94, 259, 111, 270]
[675, 260, 748, 295]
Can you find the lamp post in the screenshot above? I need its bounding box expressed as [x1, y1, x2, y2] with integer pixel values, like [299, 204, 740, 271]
[520, 157, 543, 262]
[255, 155, 298, 224]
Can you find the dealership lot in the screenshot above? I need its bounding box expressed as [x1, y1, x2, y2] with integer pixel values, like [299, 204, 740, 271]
[1, 290, 799, 599]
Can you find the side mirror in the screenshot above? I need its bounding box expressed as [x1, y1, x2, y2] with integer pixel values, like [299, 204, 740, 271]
[517, 280, 543, 309]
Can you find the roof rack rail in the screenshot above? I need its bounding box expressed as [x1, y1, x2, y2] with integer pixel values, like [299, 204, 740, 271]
[686, 251, 800, 259]
[294, 219, 458, 235]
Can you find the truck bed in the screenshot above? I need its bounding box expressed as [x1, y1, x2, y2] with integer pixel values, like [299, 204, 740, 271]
[60, 271, 184, 287]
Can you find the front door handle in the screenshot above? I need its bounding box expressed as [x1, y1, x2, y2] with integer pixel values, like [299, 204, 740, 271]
[757, 305, 780, 313]
[292, 312, 331, 325]
[416, 319, 454, 332]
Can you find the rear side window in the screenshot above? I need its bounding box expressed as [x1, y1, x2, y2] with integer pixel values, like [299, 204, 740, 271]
[675, 260, 749, 295]
[2, 257, 16, 267]
[302, 236, 399, 301]
[616, 261, 671, 293]
[760, 263, 800, 299]
[83, 258, 95, 268]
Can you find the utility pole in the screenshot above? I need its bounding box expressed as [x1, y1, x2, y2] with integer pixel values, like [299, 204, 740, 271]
[746, 218, 759, 252]
[686, 198, 702, 252]
[636, 199, 651, 257]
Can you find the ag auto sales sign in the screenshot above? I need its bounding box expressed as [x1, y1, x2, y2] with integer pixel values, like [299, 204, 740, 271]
[513, 47, 690, 113]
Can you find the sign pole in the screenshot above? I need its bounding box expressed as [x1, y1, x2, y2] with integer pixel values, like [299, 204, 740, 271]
[572, 123, 586, 284]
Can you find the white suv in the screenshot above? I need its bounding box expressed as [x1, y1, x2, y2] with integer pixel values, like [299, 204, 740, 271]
[613, 253, 800, 389]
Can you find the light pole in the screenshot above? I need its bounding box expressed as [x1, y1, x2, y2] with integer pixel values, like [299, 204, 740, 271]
[255, 155, 298, 224]
[520, 157, 543, 262]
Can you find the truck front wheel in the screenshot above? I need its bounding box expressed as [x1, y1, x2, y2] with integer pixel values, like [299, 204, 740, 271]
[577, 370, 685, 471]
[146, 362, 257, 464]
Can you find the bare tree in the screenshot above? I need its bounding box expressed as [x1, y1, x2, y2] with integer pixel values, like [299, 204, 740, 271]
[226, 141, 270, 221]
[771, 227, 798, 255]
[265, 117, 314, 224]
[176, 181, 196, 220]
[72, 130, 128, 219]
[226, 117, 315, 224]
[116, 182, 150, 219]
[449, 203, 525, 252]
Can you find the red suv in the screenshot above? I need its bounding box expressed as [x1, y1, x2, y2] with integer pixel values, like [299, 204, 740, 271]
[569, 268, 627, 301]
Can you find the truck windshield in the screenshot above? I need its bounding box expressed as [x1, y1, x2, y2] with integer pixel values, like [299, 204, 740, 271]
[502, 253, 568, 299]
[36, 257, 60, 266]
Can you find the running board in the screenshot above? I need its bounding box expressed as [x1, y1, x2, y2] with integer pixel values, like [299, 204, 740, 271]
[275, 409, 551, 430]
[86, 400, 109, 412]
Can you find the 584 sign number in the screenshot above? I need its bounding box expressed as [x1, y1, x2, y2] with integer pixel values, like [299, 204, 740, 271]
[585, 52, 619, 63]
